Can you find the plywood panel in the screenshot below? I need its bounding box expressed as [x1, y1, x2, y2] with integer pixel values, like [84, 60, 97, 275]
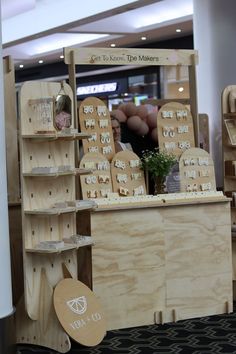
[91, 200, 232, 330]
[163, 203, 232, 321]
[91, 208, 165, 329]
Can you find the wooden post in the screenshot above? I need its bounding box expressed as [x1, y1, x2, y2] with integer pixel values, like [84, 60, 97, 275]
[188, 53, 199, 147]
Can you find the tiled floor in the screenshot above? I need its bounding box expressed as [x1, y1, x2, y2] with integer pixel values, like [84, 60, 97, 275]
[17, 306, 236, 354]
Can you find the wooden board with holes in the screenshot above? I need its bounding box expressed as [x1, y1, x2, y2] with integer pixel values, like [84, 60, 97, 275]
[157, 102, 195, 159]
[110, 151, 146, 197]
[179, 148, 216, 193]
[79, 97, 115, 161]
[16, 268, 71, 353]
[18, 81, 92, 353]
[79, 152, 112, 199]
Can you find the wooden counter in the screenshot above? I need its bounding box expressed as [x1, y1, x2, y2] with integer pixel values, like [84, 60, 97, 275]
[78, 196, 233, 330]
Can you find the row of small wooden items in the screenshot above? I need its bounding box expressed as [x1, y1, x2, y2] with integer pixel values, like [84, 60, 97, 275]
[79, 150, 146, 199]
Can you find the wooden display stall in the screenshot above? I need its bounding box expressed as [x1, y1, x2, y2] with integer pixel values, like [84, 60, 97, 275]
[77, 193, 232, 330]
[63, 47, 233, 331]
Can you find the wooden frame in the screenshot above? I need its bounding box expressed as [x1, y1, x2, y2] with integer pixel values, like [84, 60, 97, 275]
[64, 47, 199, 146]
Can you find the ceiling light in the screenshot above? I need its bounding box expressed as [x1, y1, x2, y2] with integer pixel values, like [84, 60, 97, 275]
[176, 28, 182, 33]
[141, 36, 147, 41]
[19, 64, 24, 68]
[110, 43, 116, 48]
[178, 87, 184, 92]
[38, 60, 44, 64]
[23, 33, 109, 56]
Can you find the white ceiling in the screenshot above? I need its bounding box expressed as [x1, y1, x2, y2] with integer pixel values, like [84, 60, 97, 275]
[1, 0, 193, 69]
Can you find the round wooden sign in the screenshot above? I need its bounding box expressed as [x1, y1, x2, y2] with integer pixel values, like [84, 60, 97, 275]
[53, 278, 106, 347]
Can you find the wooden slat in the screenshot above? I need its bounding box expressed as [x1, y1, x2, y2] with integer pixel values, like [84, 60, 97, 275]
[3, 56, 20, 203]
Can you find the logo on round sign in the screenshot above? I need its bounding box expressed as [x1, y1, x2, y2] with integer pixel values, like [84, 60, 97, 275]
[66, 296, 87, 315]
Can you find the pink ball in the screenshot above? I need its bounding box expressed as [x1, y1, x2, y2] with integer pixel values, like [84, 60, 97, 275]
[110, 109, 127, 123]
[125, 102, 137, 117]
[127, 115, 142, 131]
[147, 112, 157, 129]
[151, 127, 158, 143]
[118, 103, 127, 113]
[136, 121, 149, 136]
[136, 105, 148, 120]
[145, 104, 157, 114]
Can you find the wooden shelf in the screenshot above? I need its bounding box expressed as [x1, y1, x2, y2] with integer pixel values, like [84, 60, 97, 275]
[23, 168, 92, 177]
[225, 144, 236, 148]
[24, 207, 76, 215]
[25, 240, 93, 254]
[224, 112, 236, 118]
[22, 132, 90, 141]
[25, 243, 77, 253]
[24, 204, 96, 215]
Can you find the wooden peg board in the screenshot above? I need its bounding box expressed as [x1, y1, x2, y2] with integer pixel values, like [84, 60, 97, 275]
[79, 97, 115, 161]
[157, 102, 195, 159]
[79, 152, 112, 199]
[179, 148, 216, 193]
[111, 151, 146, 197]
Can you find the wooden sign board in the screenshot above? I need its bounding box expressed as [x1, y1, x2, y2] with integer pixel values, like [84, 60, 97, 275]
[157, 102, 195, 159]
[111, 151, 146, 197]
[54, 278, 106, 347]
[79, 152, 112, 199]
[79, 97, 115, 161]
[179, 148, 216, 193]
[64, 47, 198, 66]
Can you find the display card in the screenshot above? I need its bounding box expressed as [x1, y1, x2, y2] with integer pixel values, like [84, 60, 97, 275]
[179, 147, 216, 193]
[111, 150, 146, 197]
[157, 102, 195, 159]
[79, 152, 112, 199]
[79, 97, 115, 161]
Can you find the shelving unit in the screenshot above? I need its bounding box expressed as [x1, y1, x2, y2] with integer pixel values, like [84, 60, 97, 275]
[222, 86, 236, 224]
[16, 81, 94, 352]
[222, 85, 236, 299]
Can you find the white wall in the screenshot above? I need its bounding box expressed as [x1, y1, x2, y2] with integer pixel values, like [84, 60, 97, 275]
[0, 2, 14, 318]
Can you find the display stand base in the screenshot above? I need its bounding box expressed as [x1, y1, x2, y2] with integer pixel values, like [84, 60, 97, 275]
[0, 308, 16, 354]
